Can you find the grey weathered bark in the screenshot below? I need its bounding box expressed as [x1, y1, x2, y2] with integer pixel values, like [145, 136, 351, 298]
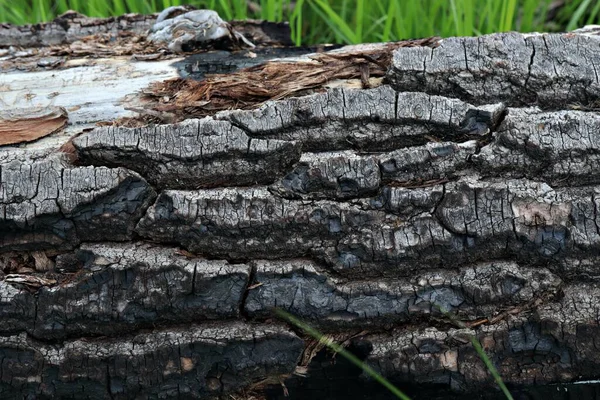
[2, 9, 600, 399]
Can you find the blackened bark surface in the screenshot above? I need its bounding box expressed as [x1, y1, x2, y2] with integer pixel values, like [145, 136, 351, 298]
[0, 323, 302, 399]
[2, 18, 600, 399]
[244, 259, 560, 327]
[31, 242, 250, 338]
[0, 151, 155, 252]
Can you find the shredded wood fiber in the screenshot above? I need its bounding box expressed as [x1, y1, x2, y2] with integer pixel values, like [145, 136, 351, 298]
[119, 37, 440, 126]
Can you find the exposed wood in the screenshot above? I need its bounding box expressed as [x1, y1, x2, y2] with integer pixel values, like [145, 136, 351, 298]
[136, 38, 440, 123]
[0, 57, 180, 131]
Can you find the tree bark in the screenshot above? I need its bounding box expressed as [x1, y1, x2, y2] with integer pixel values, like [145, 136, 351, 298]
[1, 11, 600, 399]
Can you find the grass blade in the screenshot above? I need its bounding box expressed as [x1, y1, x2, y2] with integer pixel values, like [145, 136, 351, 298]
[232, 0, 247, 20]
[275, 309, 412, 400]
[433, 303, 514, 400]
[471, 337, 514, 400]
[355, 0, 364, 43]
[36, 0, 48, 22]
[449, 0, 461, 36]
[503, 0, 518, 31]
[381, 0, 395, 42]
[567, 0, 592, 31]
[290, 0, 304, 46]
[308, 0, 357, 43]
[217, 0, 233, 20]
[587, 0, 600, 25]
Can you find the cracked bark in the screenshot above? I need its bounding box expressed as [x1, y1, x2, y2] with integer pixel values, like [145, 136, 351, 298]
[2, 15, 600, 399]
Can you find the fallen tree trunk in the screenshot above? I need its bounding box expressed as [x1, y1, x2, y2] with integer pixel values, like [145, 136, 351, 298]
[1, 9, 600, 399]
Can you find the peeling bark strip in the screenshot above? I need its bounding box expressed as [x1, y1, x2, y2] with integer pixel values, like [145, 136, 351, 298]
[0, 323, 303, 398]
[4, 21, 600, 398]
[138, 39, 440, 123]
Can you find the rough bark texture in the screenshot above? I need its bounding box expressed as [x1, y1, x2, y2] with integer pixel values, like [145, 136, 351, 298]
[73, 119, 302, 189]
[387, 31, 600, 108]
[1, 242, 250, 339]
[2, 14, 600, 399]
[0, 323, 303, 399]
[217, 86, 506, 151]
[0, 151, 155, 252]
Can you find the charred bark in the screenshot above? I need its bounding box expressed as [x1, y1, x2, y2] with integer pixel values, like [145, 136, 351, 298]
[2, 11, 600, 399]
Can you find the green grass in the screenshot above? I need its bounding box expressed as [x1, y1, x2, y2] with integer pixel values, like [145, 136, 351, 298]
[1, 0, 600, 45]
[471, 337, 514, 400]
[276, 309, 412, 400]
[276, 308, 514, 400]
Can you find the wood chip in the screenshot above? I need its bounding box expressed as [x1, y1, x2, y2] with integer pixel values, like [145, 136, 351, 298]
[247, 282, 264, 290]
[5, 274, 56, 288]
[32, 251, 54, 272]
[0, 106, 67, 145]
